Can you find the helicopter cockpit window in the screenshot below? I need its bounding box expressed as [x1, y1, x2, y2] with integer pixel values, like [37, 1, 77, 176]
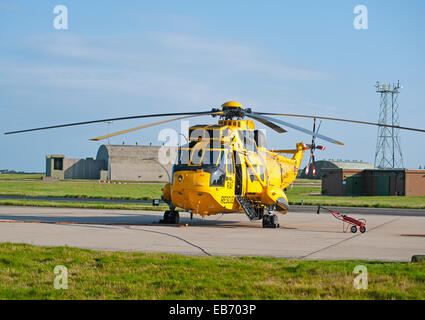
[238, 130, 257, 152]
[196, 149, 220, 166]
[176, 145, 190, 165]
[226, 151, 234, 174]
[190, 147, 204, 165]
[259, 165, 265, 181]
[218, 150, 226, 172]
[173, 142, 229, 187]
[188, 146, 222, 166]
[254, 130, 267, 148]
[189, 128, 205, 141]
[207, 149, 221, 166]
[176, 143, 226, 167]
[247, 165, 264, 182]
[207, 129, 215, 140]
[210, 151, 226, 187]
[248, 165, 258, 182]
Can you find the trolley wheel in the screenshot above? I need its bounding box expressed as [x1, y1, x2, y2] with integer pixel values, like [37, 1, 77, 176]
[351, 225, 357, 233]
[360, 226, 366, 233]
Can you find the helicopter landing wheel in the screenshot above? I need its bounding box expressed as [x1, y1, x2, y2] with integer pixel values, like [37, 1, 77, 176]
[160, 210, 179, 224]
[163, 210, 170, 221]
[170, 211, 179, 224]
[351, 225, 357, 233]
[262, 214, 280, 229]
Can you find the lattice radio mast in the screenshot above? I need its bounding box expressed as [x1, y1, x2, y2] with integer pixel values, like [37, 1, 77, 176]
[374, 81, 404, 168]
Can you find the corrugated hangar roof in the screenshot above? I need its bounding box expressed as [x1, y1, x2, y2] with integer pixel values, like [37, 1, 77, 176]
[96, 144, 177, 181]
[299, 160, 375, 179]
[323, 160, 375, 170]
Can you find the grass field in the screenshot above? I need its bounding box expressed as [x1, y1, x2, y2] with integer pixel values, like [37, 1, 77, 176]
[0, 199, 169, 211]
[0, 174, 44, 181]
[291, 178, 321, 185]
[0, 181, 162, 200]
[285, 186, 425, 209]
[0, 243, 424, 300]
[0, 178, 424, 209]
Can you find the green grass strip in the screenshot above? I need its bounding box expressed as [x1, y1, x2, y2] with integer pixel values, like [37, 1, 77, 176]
[1, 181, 425, 209]
[0, 243, 424, 299]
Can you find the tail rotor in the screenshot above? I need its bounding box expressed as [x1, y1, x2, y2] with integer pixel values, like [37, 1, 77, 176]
[305, 118, 325, 177]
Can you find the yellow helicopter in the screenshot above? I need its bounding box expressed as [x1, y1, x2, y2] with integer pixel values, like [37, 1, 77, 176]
[6, 101, 425, 228]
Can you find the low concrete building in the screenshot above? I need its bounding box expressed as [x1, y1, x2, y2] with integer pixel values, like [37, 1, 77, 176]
[322, 168, 425, 196]
[45, 145, 176, 182]
[46, 155, 105, 180]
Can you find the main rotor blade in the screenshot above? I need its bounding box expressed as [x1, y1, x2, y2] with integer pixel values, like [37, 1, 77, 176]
[312, 119, 322, 145]
[4, 110, 216, 135]
[315, 120, 322, 136]
[245, 114, 287, 133]
[250, 113, 344, 145]
[90, 115, 200, 141]
[256, 112, 425, 133]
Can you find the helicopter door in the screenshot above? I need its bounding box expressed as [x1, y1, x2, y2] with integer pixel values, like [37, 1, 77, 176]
[225, 150, 235, 191]
[217, 150, 236, 209]
[233, 151, 243, 196]
[246, 163, 264, 195]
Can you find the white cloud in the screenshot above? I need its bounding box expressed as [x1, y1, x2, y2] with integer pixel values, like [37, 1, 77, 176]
[153, 32, 333, 80]
[0, 32, 333, 108]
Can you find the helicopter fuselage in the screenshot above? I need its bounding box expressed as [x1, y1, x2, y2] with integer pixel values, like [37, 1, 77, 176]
[161, 119, 307, 217]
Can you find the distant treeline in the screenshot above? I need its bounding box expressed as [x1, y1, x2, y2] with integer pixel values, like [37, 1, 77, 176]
[0, 169, 42, 174]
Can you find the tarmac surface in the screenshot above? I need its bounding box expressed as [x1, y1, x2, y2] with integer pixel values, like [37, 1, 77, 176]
[0, 205, 424, 261]
[2, 195, 425, 216]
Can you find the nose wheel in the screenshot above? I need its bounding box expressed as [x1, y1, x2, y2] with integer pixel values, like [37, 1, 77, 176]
[160, 210, 180, 224]
[262, 214, 280, 228]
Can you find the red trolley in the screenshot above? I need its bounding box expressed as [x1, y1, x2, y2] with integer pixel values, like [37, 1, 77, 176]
[317, 206, 366, 233]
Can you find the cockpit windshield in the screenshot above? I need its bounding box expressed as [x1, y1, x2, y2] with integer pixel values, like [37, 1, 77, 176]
[175, 142, 227, 168]
[238, 130, 257, 152]
[173, 143, 230, 187]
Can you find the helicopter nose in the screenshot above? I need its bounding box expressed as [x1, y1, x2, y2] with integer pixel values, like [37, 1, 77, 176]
[276, 197, 290, 211]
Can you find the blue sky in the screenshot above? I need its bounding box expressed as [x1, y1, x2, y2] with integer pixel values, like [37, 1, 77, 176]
[1, 0, 424, 171]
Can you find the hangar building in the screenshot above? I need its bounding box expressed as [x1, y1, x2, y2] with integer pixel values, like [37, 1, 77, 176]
[46, 145, 176, 182]
[322, 168, 425, 196]
[96, 145, 175, 181]
[298, 160, 375, 179]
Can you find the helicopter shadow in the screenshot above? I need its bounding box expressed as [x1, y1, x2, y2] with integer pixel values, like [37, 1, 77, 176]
[0, 213, 246, 228]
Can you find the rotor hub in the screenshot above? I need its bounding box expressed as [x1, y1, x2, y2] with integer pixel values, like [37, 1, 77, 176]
[212, 101, 251, 120]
